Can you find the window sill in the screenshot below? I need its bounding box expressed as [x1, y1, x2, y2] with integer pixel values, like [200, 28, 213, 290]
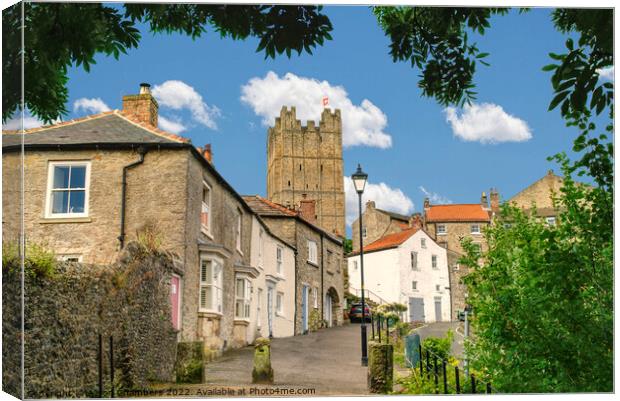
[40, 217, 92, 224]
[276, 312, 284, 318]
[307, 260, 319, 268]
[236, 248, 244, 256]
[233, 319, 250, 326]
[437, 233, 447, 236]
[198, 311, 222, 319]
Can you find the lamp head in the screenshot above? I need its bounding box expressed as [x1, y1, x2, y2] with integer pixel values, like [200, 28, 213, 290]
[351, 164, 368, 194]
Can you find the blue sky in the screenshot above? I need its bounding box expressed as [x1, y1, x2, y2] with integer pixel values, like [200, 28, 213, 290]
[24, 6, 607, 236]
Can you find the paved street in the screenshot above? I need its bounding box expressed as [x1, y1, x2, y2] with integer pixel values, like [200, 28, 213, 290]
[412, 321, 464, 359]
[202, 323, 368, 395]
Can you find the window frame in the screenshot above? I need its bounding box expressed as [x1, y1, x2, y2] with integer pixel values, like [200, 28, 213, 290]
[431, 254, 438, 269]
[235, 210, 242, 253]
[362, 225, 367, 238]
[546, 216, 556, 226]
[276, 291, 284, 316]
[45, 161, 91, 218]
[470, 224, 481, 235]
[437, 224, 447, 235]
[313, 287, 319, 308]
[234, 275, 252, 320]
[412, 281, 418, 291]
[258, 229, 264, 267]
[201, 181, 213, 237]
[421, 238, 427, 248]
[276, 245, 283, 275]
[411, 251, 419, 270]
[307, 240, 318, 265]
[58, 254, 82, 263]
[199, 256, 223, 314]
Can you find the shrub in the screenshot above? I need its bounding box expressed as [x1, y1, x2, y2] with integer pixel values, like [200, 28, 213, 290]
[422, 330, 453, 361]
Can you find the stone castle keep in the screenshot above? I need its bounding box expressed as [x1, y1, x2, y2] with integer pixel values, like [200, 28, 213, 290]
[266, 106, 345, 237]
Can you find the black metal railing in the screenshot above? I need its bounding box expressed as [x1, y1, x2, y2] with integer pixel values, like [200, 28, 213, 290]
[417, 344, 496, 394]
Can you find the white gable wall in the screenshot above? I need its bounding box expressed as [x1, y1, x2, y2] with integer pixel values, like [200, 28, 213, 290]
[346, 230, 452, 323]
[397, 230, 451, 322]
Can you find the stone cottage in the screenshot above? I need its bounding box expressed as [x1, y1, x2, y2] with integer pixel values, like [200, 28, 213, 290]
[1, 84, 296, 359]
[243, 195, 345, 333]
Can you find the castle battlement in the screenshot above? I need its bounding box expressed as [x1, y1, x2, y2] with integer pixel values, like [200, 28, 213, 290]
[266, 105, 345, 237]
[272, 106, 342, 133]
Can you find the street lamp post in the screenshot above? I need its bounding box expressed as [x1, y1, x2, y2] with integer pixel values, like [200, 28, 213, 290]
[352, 164, 369, 366]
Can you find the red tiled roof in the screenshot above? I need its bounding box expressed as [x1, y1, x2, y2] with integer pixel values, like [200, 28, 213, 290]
[425, 204, 490, 222]
[350, 227, 420, 255]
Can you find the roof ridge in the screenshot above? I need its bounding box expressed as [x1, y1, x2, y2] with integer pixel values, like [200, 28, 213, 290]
[117, 111, 190, 144]
[2, 110, 117, 135]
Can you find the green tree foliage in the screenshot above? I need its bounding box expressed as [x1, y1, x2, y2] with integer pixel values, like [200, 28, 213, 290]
[343, 238, 353, 254]
[373, 7, 511, 106]
[2, 3, 333, 123]
[460, 164, 612, 392]
[376, 9, 612, 391]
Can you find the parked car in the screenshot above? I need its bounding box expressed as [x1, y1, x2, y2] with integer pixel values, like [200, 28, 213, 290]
[349, 303, 372, 323]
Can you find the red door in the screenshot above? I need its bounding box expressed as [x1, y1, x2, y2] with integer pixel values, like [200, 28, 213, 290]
[170, 275, 180, 330]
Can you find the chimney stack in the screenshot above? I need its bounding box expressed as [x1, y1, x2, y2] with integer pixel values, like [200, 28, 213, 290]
[298, 194, 317, 224]
[490, 188, 500, 212]
[203, 144, 213, 163]
[481, 191, 488, 208]
[366, 200, 376, 210]
[423, 197, 430, 209]
[409, 213, 423, 230]
[122, 83, 158, 127]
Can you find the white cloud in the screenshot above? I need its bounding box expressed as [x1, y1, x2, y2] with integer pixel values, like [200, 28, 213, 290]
[241, 72, 392, 148]
[444, 102, 532, 144]
[597, 66, 614, 81]
[152, 80, 220, 130]
[158, 115, 187, 134]
[419, 186, 452, 205]
[73, 97, 111, 115]
[2, 115, 47, 130]
[344, 176, 414, 226]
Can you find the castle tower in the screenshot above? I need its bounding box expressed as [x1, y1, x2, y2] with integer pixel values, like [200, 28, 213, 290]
[266, 106, 345, 237]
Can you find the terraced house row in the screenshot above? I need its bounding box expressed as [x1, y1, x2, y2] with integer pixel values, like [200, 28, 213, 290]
[2, 84, 345, 360]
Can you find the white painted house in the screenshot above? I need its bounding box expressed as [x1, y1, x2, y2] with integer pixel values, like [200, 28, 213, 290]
[244, 215, 296, 342]
[347, 227, 451, 323]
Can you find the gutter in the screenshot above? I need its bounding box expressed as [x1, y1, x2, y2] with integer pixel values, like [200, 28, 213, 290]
[118, 147, 147, 249]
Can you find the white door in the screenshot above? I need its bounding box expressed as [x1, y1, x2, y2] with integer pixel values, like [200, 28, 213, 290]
[325, 294, 333, 327]
[267, 286, 274, 337]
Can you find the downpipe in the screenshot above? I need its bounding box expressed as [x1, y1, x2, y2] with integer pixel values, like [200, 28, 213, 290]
[118, 147, 147, 249]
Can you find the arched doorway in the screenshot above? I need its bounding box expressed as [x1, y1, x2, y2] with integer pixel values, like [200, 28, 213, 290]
[324, 287, 341, 327]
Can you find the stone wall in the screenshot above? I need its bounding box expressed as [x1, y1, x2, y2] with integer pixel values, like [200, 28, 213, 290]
[351, 202, 407, 253]
[266, 107, 345, 236]
[2, 242, 177, 398]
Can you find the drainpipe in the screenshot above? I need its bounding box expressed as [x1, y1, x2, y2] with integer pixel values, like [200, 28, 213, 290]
[118, 147, 147, 249]
[320, 234, 324, 325]
[293, 248, 298, 335]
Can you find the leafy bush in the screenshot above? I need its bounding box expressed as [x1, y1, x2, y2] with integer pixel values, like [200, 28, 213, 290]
[2, 241, 56, 279]
[461, 157, 613, 392]
[422, 330, 453, 361]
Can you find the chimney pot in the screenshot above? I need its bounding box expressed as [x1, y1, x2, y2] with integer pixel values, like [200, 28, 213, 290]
[423, 198, 430, 209]
[203, 144, 213, 163]
[481, 191, 488, 208]
[139, 82, 152, 95]
[366, 200, 376, 209]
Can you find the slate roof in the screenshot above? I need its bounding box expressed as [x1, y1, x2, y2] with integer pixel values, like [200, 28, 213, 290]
[242, 195, 342, 243]
[2, 110, 189, 149]
[348, 227, 420, 256]
[375, 208, 410, 222]
[425, 204, 490, 222]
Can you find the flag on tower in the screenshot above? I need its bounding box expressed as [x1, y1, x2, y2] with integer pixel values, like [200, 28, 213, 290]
[322, 96, 329, 107]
